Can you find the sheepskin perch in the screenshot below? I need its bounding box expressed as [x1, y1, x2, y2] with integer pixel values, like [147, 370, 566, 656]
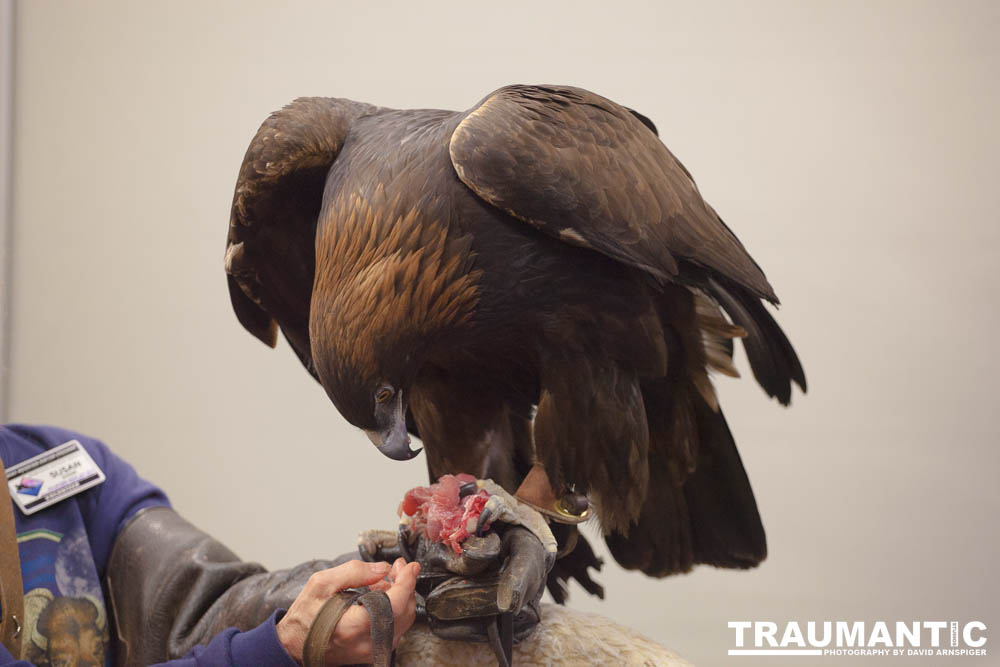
[226, 85, 805, 580]
[396, 604, 693, 667]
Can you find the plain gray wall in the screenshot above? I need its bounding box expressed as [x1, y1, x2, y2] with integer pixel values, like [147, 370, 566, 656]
[7, 1, 999, 665]
[0, 0, 12, 415]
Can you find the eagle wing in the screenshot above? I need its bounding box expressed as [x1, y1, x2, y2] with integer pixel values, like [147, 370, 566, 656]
[226, 97, 376, 376]
[450, 84, 805, 403]
[449, 84, 777, 302]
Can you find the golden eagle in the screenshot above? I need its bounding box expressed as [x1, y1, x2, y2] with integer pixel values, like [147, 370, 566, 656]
[225, 85, 805, 584]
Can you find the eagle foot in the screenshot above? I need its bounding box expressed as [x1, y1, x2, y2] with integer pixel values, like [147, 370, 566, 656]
[357, 528, 401, 562]
[514, 464, 591, 524]
[546, 525, 605, 604]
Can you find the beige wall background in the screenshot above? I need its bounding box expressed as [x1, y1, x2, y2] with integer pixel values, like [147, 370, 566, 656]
[5, 1, 998, 665]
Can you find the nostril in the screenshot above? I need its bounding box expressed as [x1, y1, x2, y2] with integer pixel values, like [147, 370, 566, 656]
[365, 429, 383, 448]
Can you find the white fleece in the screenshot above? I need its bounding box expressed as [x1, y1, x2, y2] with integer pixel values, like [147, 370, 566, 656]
[396, 603, 694, 666]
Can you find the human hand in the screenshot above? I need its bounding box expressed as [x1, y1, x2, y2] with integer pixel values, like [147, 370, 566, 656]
[276, 558, 420, 665]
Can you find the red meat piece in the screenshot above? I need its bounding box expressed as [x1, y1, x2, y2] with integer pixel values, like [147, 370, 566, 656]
[399, 473, 491, 553]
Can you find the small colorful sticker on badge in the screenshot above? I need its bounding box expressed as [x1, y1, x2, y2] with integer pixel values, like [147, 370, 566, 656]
[16, 477, 44, 496]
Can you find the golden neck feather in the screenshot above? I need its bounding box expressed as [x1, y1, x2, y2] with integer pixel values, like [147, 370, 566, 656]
[310, 190, 481, 372]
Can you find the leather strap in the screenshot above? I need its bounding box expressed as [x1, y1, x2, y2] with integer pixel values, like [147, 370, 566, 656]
[486, 612, 514, 667]
[357, 590, 394, 667]
[304, 589, 395, 667]
[0, 452, 23, 658]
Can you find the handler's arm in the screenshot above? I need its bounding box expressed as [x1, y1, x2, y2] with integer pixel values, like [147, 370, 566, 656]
[108, 506, 418, 666]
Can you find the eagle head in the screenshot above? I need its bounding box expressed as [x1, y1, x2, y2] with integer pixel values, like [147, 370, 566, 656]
[308, 270, 425, 462]
[308, 196, 482, 462]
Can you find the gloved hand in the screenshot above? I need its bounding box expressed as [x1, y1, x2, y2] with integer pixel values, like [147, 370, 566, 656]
[357, 479, 556, 645]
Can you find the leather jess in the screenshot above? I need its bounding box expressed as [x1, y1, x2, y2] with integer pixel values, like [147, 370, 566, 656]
[0, 452, 24, 659]
[303, 589, 396, 667]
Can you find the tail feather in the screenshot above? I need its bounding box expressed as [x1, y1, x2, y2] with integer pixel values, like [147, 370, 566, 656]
[605, 381, 766, 576]
[604, 277, 795, 576]
[686, 402, 767, 568]
[707, 278, 806, 405]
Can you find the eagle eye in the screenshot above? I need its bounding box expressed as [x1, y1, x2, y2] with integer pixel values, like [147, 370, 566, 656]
[375, 387, 393, 404]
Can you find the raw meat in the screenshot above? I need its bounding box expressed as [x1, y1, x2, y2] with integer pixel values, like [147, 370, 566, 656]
[399, 474, 492, 554]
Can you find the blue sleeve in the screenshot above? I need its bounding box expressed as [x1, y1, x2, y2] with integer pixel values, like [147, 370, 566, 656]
[151, 610, 299, 667]
[0, 612, 298, 667]
[5, 425, 171, 580]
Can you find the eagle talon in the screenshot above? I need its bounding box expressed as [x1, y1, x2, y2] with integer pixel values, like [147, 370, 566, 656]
[473, 482, 558, 554]
[397, 522, 415, 563]
[356, 528, 399, 561]
[475, 506, 493, 537]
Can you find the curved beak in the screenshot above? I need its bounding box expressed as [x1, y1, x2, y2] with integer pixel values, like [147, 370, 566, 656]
[365, 392, 422, 461]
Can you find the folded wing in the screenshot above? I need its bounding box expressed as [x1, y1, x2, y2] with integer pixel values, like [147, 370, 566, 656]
[449, 84, 777, 302]
[226, 97, 375, 376]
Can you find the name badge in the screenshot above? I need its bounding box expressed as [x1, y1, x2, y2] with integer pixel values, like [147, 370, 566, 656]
[6, 440, 106, 515]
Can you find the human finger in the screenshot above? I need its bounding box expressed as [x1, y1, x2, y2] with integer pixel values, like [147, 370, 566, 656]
[369, 578, 392, 593]
[390, 557, 405, 582]
[386, 561, 419, 609]
[307, 560, 390, 597]
[386, 561, 420, 642]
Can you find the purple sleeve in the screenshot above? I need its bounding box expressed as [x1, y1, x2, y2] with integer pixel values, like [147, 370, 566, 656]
[151, 610, 299, 667]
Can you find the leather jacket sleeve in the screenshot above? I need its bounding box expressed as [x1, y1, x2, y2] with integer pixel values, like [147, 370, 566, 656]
[106, 506, 350, 666]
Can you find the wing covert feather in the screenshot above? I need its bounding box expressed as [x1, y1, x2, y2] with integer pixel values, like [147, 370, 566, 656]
[449, 85, 777, 301]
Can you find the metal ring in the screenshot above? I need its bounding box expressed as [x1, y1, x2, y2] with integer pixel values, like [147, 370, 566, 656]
[554, 497, 589, 520]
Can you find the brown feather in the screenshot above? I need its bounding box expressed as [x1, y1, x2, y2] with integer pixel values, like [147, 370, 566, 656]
[450, 85, 778, 301]
[694, 289, 744, 384]
[310, 191, 482, 383]
[226, 97, 375, 374]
